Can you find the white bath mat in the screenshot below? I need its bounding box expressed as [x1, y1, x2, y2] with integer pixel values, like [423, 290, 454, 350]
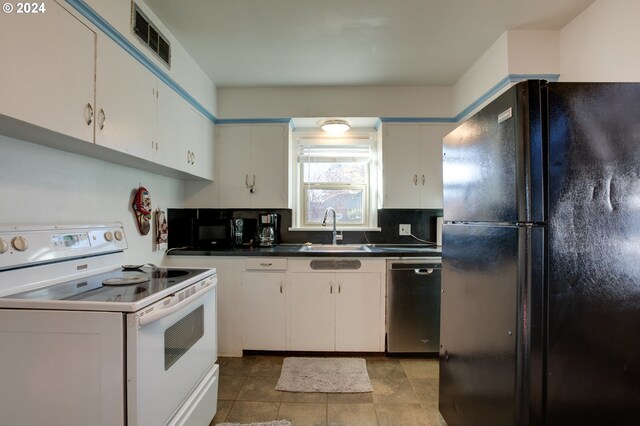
[275, 357, 373, 393]
[217, 421, 291, 426]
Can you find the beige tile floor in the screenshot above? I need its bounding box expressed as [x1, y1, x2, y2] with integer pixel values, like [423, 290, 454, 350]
[210, 355, 448, 426]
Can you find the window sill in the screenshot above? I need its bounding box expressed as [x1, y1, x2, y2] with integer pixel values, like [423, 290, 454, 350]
[288, 227, 382, 232]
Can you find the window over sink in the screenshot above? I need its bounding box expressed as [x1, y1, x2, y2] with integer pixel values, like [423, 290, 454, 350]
[291, 128, 380, 230]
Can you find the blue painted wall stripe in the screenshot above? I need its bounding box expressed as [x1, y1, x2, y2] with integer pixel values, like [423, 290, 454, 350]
[58, 2, 560, 129]
[215, 74, 560, 126]
[379, 117, 456, 123]
[64, 0, 218, 124]
[452, 73, 560, 121]
[215, 118, 293, 125]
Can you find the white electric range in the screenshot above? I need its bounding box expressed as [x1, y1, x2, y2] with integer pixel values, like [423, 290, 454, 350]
[0, 223, 218, 426]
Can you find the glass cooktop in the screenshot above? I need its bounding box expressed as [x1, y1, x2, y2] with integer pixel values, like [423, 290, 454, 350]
[5, 267, 202, 304]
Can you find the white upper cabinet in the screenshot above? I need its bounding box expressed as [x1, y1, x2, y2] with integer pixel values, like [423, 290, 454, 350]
[218, 124, 289, 208]
[382, 124, 451, 208]
[156, 82, 215, 180]
[0, 0, 215, 180]
[0, 0, 95, 143]
[95, 33, 157, 161]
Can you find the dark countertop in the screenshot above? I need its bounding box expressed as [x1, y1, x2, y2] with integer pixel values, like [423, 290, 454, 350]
[167, 244, 441, 258]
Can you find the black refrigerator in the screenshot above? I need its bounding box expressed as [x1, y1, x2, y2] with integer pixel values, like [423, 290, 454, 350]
[439, 80, 640, 426]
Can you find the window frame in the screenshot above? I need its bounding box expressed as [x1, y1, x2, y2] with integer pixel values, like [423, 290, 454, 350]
[291, 129, 380, 231]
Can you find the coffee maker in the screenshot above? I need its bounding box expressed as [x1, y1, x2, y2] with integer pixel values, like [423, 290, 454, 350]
[257, 213, 279, 247]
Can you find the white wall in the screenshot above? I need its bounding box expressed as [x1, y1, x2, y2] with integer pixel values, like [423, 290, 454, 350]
[217, 85, 453, 119]
[0, 134, 186, 265]
[452, 30, 561, 119]
[560, 0, 640, 81]
[452, 32, 510, 118]
[507, 30, 560, 76]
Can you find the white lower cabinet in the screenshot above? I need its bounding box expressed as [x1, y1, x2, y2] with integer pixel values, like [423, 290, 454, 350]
[168, 256, 385, 354]
[288, 259, 385, 352]
[288, 272, 336, 351]
[242, 271, 286, 350]
[335, 272, 383, 351]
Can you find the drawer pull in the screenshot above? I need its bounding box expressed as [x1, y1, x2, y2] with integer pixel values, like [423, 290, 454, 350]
[260, 262, 273, 267]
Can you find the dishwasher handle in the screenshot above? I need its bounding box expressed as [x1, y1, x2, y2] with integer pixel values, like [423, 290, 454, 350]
[414, 268, 434, 275]
[389, 261, 441, 271]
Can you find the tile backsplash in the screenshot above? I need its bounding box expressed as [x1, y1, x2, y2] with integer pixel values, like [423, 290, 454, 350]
[168, 208, 442, 248]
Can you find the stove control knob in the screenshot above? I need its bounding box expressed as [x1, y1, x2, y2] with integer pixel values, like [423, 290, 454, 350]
[11, 236, 28, 252]
[114, 230, 123, 241]
[0, 238, 8, 254]
[104, 231, 114, 242]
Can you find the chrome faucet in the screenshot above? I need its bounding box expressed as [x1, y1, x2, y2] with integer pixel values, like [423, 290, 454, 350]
[322, 207, 338, 245]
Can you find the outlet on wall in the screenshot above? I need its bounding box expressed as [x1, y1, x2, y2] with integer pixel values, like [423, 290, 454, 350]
[399, 224, 411, 236]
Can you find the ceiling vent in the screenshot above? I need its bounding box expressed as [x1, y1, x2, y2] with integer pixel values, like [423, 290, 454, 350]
[132, 3, 171, 68]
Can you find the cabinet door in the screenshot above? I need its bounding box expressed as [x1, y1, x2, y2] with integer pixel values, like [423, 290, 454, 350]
[155, 81, 183, 169]
[95, 34, 156, 160]
[242, 272, 286, 350]
[218, 126, 252, 207]
[335, 273, 382, 351]
[382, 125, 421, 208]
[250, 125, 288, 208]
[288, 272, 335, 351]
[418, 125, 448, 209]
[0, 1, 95, 143]
[186, 107, 215, 180]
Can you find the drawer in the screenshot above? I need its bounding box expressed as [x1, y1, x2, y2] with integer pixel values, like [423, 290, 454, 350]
[245, 258, 288, 271]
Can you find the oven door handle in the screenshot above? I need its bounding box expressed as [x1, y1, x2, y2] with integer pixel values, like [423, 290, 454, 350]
[138, 282, 215, 327]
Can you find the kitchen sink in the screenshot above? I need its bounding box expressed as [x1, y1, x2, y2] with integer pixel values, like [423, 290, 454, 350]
[298, 244, 372, 253]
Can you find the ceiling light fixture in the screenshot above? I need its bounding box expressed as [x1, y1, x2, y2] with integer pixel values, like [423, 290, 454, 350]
[320, 119, 351, 134]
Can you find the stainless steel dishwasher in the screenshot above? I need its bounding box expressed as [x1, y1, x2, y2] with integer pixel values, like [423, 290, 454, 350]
[386, 258, 442, 353]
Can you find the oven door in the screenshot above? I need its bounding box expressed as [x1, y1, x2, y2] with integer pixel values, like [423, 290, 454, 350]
[126, 282, 217, 426]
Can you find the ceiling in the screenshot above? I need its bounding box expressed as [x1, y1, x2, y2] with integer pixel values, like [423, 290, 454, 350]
[144, 0, 595, 88]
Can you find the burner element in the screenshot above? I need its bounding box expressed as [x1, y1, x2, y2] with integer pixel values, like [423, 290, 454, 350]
[103, 274, 151, 286]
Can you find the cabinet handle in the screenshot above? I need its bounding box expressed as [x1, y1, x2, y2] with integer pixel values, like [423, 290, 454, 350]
[245, 174, 256, 193]
[259, 262, 273, 267]
[85, 103, 94, 126]
[421, 174, 425, 185]
[98, 108, 106, 130]
[338, 284, 341, 294]
[280, 283, 283, 294]
[413, 174, 418, 185]
[330, 284, 333, 294]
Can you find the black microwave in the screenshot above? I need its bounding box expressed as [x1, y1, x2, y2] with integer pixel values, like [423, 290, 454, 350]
[191, 218, 234, 249]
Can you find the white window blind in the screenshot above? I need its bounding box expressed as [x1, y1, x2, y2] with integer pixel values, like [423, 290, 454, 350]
[297, 139, 374, 226]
